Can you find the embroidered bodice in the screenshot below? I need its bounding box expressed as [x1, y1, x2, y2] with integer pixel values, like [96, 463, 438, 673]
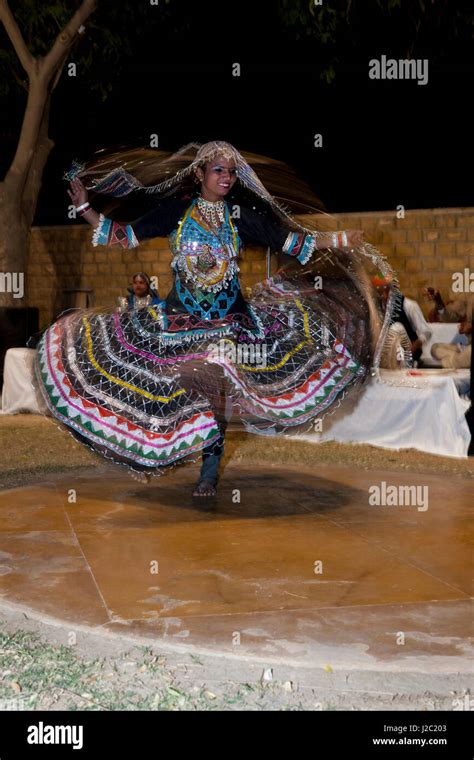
[169, 198, 241, 294]
[91, 196, 324, 328]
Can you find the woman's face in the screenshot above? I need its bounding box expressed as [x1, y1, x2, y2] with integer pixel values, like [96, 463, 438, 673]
[133, 276, 148, 297]
[196, 156, 237, 201]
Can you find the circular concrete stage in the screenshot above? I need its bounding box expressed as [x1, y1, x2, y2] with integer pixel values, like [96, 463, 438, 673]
[0, 462, 471, 672]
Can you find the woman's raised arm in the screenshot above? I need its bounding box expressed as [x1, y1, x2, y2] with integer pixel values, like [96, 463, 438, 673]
[68, 177, 100, 228]
[68, 177, 187, 249]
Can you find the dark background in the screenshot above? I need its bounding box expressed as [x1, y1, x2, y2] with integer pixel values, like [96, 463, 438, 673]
[1, 1, 472, 222]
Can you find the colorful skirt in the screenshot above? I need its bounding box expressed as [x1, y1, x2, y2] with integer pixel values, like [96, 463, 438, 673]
[35, 252, 391, 474]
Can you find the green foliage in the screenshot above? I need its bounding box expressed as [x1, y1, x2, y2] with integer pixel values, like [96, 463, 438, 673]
[0, 0, 176, 99]
[278, 0, 470, 81]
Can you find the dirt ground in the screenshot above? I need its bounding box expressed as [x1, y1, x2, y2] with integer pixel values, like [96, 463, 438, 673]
[0, 413, 472, 492]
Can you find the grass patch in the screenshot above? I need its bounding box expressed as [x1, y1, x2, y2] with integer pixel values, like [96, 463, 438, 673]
[0, 625, 318, 711]
[0, 414, 472, 492]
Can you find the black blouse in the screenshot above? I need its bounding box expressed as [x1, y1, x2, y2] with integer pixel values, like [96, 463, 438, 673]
[130, 198, 292, 252]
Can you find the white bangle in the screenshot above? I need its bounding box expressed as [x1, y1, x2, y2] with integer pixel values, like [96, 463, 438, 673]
[76, 202, 90, 212]
[341, 231, 348, 247]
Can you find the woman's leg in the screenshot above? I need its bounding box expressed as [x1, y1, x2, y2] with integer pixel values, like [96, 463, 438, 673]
[193, 371, 229, 496]
[193, 421, 227, 496]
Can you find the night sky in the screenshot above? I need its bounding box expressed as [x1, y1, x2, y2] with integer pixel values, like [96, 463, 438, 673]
[1, 1, 472, 223]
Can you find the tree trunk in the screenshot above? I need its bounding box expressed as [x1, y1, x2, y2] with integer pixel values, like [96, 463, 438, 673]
[0, 87, 54, 308]
[0, 0, 96, 308]
[0, 183, 30, 308]
[22, 93, 54, 228]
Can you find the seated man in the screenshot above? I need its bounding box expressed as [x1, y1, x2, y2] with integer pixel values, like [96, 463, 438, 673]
[422, 286, 467, 323]
[374, 274, 431, 364]
[431, 321, 472, 369]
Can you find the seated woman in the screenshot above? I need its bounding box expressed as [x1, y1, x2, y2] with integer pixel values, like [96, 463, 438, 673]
[117, 271, 162, 312]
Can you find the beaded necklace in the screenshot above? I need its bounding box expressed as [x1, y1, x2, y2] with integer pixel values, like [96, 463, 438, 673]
[175, 198, 239, 256]
[196, 194, 226, 228]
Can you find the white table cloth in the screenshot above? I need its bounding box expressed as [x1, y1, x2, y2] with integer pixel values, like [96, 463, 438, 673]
[1, 348, 45, 414]
[289, 369, 471, 459]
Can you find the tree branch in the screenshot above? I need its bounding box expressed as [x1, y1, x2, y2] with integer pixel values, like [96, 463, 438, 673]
[0, 0, 34, 75]
[4, 78, 49, 204]
[51, 58, 66, 92]
[42, 0, 97, 82]
[4, 0, 97, 204]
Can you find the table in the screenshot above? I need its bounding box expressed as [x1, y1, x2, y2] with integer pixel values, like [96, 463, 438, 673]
[1, 348, 45, 414]
[289, 369, 471, 459]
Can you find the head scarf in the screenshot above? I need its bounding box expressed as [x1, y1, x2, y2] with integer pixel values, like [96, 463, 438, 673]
[64, 140, 327, 232]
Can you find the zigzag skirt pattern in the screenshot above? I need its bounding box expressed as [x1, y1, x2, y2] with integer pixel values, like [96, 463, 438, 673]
[35, 262, 374, 474]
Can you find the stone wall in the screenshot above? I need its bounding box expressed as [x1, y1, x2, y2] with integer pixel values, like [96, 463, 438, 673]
[27, 207, 473, 329]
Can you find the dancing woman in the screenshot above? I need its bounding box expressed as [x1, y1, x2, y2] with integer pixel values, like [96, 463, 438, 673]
[36, 141, 395, 496]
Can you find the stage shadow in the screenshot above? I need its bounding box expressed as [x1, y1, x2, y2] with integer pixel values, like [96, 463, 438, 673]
[120, 468, 361, 523]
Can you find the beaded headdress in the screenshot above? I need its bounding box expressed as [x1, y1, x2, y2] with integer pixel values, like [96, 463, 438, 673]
[64, 141, 325, 233]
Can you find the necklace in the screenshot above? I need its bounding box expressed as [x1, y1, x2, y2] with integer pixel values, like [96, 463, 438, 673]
[134, 294, 152, 308]
[196, 195, 226, 228]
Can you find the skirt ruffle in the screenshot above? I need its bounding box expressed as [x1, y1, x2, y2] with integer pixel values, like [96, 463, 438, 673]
[35, 247, 393, 474]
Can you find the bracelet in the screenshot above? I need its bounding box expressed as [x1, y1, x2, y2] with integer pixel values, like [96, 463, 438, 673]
[331, 231, 349, 248]
[76, 202, 90, 213]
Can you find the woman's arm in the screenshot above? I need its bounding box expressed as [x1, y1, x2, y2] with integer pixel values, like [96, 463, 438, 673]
[68, 177, 187, 248]
[309, 230, 365, 250]
[236, 207, 364, 264]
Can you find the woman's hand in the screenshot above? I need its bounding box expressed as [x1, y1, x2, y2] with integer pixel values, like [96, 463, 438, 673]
[345, 230, 365, 248]
[67, 176, 100, 227]
[68, 177, 88, 207]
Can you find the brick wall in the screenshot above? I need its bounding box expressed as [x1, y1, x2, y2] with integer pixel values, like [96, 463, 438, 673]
[334, 208, 474, 310]
[27, 207, 473, 329]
